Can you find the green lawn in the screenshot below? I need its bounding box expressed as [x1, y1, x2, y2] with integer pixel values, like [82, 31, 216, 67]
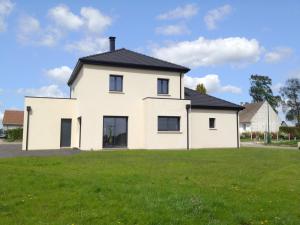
[0, 148, 299, 225]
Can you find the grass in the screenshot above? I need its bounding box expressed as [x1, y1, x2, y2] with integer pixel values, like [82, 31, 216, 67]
[266, 140, 299, 147]
[0, 148, 299, 225]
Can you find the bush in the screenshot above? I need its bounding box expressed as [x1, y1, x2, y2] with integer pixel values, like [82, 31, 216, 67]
[7, 128, 23, 142]
[279, 126, 300, 139]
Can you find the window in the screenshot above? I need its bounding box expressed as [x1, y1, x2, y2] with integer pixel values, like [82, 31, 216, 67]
[158, 116, 180, 131]
[109, 75, 123, 92]
[157, 78, 169, 94]
[209, 118, 216, 129]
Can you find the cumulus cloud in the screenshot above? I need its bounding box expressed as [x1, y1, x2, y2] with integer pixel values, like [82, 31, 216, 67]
[0, 0, 14, 32]
[155, 24, 189, 36]
[17, 4, 112, 49]
[80, 7, 112, 33]
[48, 5, 83, 30]
[45, 66, 72, 83]
[264, 47, 293, 63]
[152, 36, 262, 67]
[65, 37, 108, 54]
[157, 4, 198, 20]
[17, 85, 66, 97]
[204, 4, 232, 30]
[17, 15, 61, 47]
[184, 74, 242, 94]
[184, 74, 241, 94]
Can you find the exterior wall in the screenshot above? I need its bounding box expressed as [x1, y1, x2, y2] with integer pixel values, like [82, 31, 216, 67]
[190, 109, 238, 148]
[22, 98, 77, 150]
[143, 98, 190, 149]
[249, 102, 281, 133]
[71, 64, 183, 150]
[239, 122, 251, 133]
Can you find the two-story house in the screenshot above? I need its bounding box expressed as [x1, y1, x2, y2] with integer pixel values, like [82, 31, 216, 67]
[22, 37, 243, 151]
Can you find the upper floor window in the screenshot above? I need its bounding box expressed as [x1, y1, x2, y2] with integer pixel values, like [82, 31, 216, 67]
[109, 75, 123, 92]
[157, 78, 169, 95]
[209, 118, 216, 129]
[158, 116, 180, 131]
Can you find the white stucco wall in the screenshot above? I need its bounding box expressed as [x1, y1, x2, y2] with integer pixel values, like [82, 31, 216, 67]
[3, 125, 23, 131]
[22, 97, 77, 150]
[143, 98, 190, 149]
[190, 109, 239, 148]
[69, 64, 183, 150]
[249, 102, 281, 132]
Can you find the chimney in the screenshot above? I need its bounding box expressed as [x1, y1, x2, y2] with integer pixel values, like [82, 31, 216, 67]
[109, 36, 116, 51]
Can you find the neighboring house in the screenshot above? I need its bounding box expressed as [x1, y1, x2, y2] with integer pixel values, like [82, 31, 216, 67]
[2, 110, 24, 131]
[281, 121, 288, 127]
[239, 101, 281, 133]
[22, 37, 243, 151]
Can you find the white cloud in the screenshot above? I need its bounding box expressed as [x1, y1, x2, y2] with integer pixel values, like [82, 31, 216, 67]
[204, 4, 232, 30]
[264, 47, 293, 63]
[65, 37, 108, 54]
[152, 36, 262, 67]
[157, 4, 198, 20]
[45, 66, 72, 83]
[80, 7, 111, 33]
[0, 0, 14, 32]
[184, 74, 241, 94]
[17, 85, 66, 98]
[155, 24, 190, 36]
[17, 15, 61, 47]
[48, 5, 83, 30]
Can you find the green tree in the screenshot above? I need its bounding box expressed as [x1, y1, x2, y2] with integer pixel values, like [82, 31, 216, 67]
[249, 75, 281, 111]
[196, 83, 207, 94]
[280, 78, 300, 126]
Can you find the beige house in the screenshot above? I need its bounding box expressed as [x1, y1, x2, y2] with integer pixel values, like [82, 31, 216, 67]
[22, 37, 243, 151]
[239, 101, 281, 133]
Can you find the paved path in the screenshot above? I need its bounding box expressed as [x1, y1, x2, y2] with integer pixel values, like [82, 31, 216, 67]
[0, 143, 81, 158]
[241, 141, 299, 150]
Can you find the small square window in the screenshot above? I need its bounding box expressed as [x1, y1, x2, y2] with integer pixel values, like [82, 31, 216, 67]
[109, 75, 123, 92]
[209, 118, 216, 129]
[157, 79, 169, 94]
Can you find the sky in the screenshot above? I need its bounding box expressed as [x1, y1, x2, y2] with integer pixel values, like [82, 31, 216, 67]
[0, 0, 300, 125]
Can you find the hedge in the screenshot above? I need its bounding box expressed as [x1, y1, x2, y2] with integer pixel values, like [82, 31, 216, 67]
[279, 126, 300, 139]
[7, 128, 23, 142]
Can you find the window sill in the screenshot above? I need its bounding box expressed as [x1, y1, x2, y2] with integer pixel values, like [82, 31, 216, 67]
[157, 131, 182, 134]
[209, 128, 217, 130]
[109, 91, 125, 94]
[157, 94, 170, 96]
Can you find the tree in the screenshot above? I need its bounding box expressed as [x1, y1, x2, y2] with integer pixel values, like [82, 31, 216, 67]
[249, 75, 281, 111]
[196, 83, 207, 94]
[280, 78, 300, 126]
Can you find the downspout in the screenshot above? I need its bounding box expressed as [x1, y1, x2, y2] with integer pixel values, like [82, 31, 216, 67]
[180, 73, 182, 99]
[186, 104, 191, 150]
[236, 111, 240, 149]
[26, 106, 31, 151]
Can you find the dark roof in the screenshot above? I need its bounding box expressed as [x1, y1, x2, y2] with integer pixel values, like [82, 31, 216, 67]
[239, 102, 264, 123]
[184, 88, 244, 110]
[68, 48, 190, 85]
[2, 110, 24, 126]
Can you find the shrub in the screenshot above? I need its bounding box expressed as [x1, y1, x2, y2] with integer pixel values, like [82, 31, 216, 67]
[7, 128, 23, 142]
[279, 126, 300, 139]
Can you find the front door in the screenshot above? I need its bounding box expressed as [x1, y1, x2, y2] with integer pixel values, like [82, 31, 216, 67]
[60, 119, 72, 147]
[103, 116, 128, 148]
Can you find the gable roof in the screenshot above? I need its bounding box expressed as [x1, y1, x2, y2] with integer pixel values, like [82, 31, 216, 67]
[184, 88, 244, 110]
[68, 48, 190, 85]
[2, 110, 24, 126]
[239, 102, 264, 123]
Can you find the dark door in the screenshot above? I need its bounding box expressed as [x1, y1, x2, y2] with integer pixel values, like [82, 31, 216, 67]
[103, 116, 128, 148]
[60, 119, 72, 147]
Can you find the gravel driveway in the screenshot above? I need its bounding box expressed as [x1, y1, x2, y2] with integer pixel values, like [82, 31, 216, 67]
[0, 142, 81, 158]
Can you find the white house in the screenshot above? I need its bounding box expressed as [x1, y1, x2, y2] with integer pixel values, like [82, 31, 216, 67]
[239, 101, 281, 133]
[22, 37, 243, 151]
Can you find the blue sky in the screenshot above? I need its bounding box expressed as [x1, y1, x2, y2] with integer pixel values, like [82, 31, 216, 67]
[0, 0, 300, 124]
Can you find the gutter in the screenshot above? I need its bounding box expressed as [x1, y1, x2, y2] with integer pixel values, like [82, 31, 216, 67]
[186, 104, 191, 150]
[25, 106, 31, 151]
[236, 111, 240, 149]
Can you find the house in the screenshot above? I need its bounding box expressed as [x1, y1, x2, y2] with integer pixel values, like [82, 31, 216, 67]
[2, 110, 24, 131]
[239, 101, 281, 133]
[22, 37, 243, 151]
